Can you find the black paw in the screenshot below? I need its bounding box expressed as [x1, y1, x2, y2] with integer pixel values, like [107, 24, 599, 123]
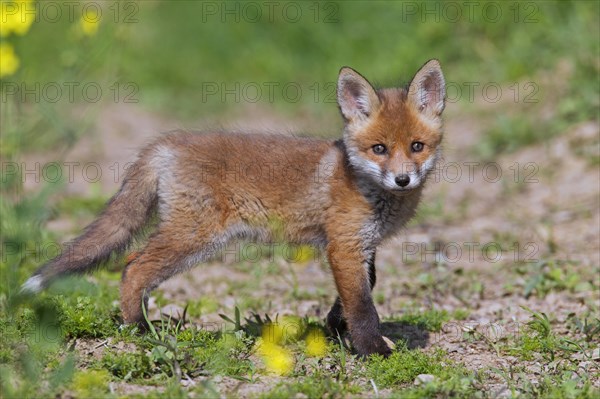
[326, 298, 347, 336]
[326, 312, 348, 336]
[352, 334, 392, 358]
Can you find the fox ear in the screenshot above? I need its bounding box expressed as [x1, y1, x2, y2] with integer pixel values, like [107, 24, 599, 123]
[337, 67, 380, 122]
[408, 59, 446, 116]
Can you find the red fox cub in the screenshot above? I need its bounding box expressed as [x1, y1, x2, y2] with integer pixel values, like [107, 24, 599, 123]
[22, 60, 446, 356]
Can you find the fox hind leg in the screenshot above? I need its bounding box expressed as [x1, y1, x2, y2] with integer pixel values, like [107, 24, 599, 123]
[120, 228, 224, 326]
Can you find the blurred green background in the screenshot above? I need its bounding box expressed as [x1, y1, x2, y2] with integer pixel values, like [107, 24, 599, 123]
[4, 0, 599, 125]
[1, 1, 599, 397]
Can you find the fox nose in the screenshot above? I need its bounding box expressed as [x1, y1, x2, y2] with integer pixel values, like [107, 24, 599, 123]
[395, 174, 410, 187]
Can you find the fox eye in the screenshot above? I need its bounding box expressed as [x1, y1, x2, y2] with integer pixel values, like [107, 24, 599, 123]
[372, 144, 387, 155]
[411, 141, 424, 152]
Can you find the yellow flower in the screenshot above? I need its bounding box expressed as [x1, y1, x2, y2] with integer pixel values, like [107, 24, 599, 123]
[262, 317, 304, 345]
[257, 340, 294, 376]
[280, 315, 303, 341]
[305, 328, 328, 357]
[0, 0, 36, 37]
[79, 5, 100, 36]
[0, 42, 19, 77]
[262, 322, 285, 345]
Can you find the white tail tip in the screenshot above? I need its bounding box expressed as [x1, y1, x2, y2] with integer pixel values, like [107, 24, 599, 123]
[20, 275, 43, 294]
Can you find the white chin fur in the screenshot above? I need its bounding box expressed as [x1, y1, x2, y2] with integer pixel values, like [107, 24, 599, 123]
[20, 275, 43, 294]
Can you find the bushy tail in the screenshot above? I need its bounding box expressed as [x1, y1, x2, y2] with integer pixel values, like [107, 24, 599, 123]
[21, 154, 158, 293]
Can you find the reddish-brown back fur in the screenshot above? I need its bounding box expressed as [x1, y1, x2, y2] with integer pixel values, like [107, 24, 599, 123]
[119, 132, 344, 324]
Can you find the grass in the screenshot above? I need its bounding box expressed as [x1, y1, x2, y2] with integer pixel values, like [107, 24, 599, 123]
[71, 369, 111, 399]
[260, 377, 358, 399]
[510, 260, 599, 299]
[393, 309, 451, 332]
[367, 345, 447, 387]
[2, 278, 599, 397]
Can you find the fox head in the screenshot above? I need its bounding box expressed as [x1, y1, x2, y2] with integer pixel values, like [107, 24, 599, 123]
[337, 59, 445, 193]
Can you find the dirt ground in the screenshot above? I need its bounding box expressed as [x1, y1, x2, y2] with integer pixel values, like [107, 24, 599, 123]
[40, 101, 600, 397]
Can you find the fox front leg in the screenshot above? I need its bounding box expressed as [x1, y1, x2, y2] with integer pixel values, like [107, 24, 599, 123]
[327, 246, 390, 357]
[326, 252, 376, 336]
